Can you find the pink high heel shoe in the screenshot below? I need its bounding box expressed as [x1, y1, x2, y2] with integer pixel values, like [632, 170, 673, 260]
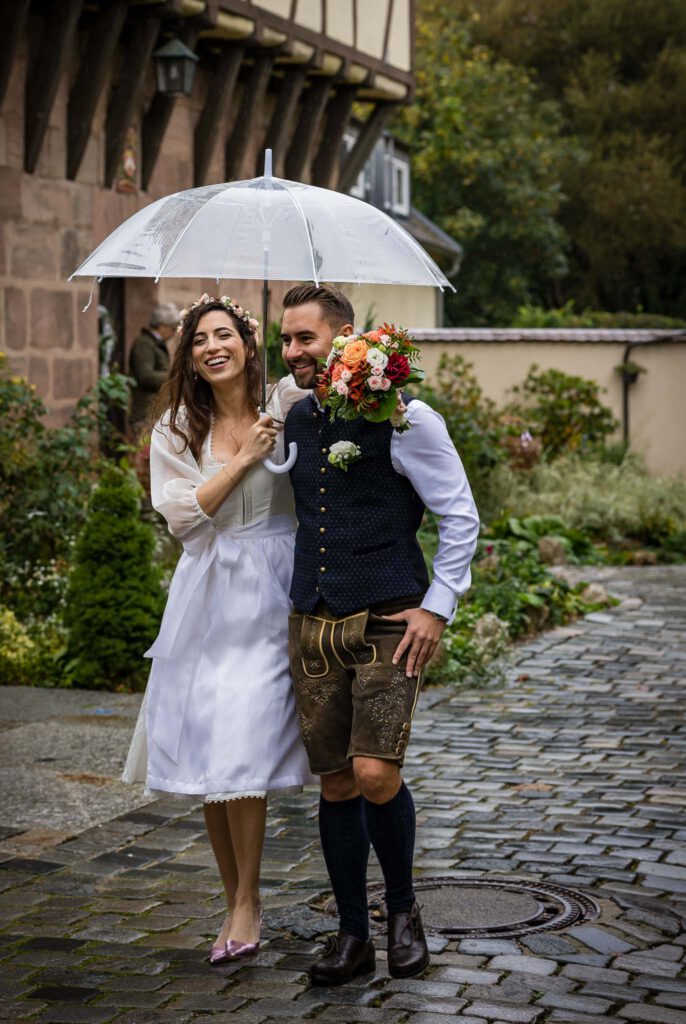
[224, 902, 263, 961]
[209, 912, 233, 965]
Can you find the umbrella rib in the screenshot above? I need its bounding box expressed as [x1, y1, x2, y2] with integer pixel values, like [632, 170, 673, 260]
[154, 191, 219, 281]
[278, 182, 320, 286]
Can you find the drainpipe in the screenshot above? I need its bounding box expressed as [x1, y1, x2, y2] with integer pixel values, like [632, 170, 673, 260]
[621, 342, 635, 447]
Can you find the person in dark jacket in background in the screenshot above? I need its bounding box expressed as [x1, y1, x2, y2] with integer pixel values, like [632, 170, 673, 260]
[129, 302, 180, 434]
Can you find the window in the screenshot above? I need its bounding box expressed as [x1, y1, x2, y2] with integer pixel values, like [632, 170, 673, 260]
[390, 156, 410, 215]
[343, 131, 367, 199]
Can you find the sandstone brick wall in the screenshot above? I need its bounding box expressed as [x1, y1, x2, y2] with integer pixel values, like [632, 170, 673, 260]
[0, 28, 280, 424]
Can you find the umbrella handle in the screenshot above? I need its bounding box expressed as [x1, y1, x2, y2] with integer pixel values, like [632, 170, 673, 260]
[263, 442, 298, 474]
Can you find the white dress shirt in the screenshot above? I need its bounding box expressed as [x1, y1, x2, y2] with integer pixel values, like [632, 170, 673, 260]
[390, 399, 480, 623]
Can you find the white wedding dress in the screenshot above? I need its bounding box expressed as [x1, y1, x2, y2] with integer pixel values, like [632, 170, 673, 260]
[122, 377, 314, 801]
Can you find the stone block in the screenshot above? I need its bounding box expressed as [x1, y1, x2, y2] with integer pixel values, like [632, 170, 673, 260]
[21, 177, 74, 227]
[621, 1005, 686, 1024]
[29, 356, 51, 397]
[467, 1003, 543, 1022]
[52, 357, 95, 400]
[7, 354, 28, 378]
[3, 287, 27, 350]
[0, 166, 22, 221]
[30, 289, 74, 351]
[61, 230, 82, 281]
[488, 955, 558, 976]
[76, 293, 98, 352]
[11, 226, 59, 281]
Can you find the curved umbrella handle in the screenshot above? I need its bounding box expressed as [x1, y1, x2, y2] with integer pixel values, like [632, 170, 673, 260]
[263, 441, 298, 474]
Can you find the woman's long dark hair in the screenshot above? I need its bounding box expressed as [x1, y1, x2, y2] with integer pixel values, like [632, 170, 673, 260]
[154, 299, 262, 462]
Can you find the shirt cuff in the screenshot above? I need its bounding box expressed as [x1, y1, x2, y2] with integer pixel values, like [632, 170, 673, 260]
[421, 580, 457, 625]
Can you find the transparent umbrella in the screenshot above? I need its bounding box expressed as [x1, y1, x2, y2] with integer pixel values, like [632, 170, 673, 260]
[71, 151, 454, 472]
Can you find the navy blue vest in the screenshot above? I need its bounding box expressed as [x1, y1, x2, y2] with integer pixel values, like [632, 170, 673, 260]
[285, 396, 429, 616]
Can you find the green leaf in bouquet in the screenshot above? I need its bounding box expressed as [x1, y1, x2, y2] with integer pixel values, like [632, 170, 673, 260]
[361, 391, 399, 422]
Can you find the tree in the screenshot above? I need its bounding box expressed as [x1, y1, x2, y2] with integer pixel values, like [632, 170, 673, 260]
[63, 466, 165, 690]
[396, 0, 579, 324]
[460, 0, 686, 315]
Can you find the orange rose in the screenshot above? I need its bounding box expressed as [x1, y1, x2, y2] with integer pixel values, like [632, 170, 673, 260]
[363, 330, 382, 343]
[341, 338, 369, 368]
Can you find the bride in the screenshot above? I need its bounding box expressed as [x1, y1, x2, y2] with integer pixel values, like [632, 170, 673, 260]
[123, 294, 313, 963]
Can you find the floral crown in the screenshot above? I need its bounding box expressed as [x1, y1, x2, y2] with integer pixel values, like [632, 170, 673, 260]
[177, 293, 259, 336]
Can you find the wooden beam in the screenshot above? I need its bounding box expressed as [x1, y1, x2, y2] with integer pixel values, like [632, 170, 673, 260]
[284, 75, 333, 183]
[67, 0, 129, 180]
[24, 0, 84, 174]
[263, 64, 307, 177]
[105, 16, 161, 187]
[311, 84, 357, 188]
[338, 101, 398, 194]
[194, 44, 245, 186]
[141, 23, 201, 192]
[224, 52, 274, 181]
[0, 0, 30, 109]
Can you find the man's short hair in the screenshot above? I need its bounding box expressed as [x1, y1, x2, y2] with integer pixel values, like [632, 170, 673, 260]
[282, 284, 354, 332]
[151, 302, 181, 327]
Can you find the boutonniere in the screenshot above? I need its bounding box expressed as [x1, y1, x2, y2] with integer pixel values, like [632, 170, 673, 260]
[328, 441, 361, 471]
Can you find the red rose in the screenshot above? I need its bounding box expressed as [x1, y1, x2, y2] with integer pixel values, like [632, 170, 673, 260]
[384, 353, 411, 383]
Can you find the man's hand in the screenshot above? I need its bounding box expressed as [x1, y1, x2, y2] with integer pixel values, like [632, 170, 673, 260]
[385, 608, 446, 678]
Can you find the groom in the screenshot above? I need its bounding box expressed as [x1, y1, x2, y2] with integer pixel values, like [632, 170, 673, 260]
[282, 284, 479, 985]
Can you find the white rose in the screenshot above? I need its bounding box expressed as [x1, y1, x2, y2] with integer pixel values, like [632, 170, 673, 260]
[332, 336, 348, 350]
[368, 375, 382, 390]
[371, 366, 383, 376]
[379, 333, 390, 344]
[341, 369, 352, 382]
[366, 348, 388, 369]
[330, 441, 358, 457]
[335, 381, 349, 396]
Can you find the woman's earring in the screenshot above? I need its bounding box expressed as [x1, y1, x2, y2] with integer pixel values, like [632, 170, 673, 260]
[193, 371, 198, 381]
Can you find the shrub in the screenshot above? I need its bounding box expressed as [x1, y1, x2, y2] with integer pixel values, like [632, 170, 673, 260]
[498, 453, 686, 551]
[63, 466, 165, 690]
[0, 605, 35, 685]
[421, 526, 597, 687]
[0, 354, 133, 615]
[508, 365, 618, 458]
[513, 303, 686, 330]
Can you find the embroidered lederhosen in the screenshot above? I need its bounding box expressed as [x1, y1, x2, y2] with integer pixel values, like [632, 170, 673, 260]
[288, 596, 423, 774]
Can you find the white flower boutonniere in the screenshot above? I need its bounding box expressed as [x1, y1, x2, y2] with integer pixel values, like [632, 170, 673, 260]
[328, 440, 361, 471]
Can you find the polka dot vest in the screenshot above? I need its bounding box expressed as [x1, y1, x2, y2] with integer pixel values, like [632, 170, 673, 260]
[285, 396, 429, 616]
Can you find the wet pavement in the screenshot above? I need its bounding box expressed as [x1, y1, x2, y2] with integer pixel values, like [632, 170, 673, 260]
[0, 565, 684, 1023]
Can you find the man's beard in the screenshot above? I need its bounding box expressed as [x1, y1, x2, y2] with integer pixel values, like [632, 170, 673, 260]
[287, 357, 320, 390]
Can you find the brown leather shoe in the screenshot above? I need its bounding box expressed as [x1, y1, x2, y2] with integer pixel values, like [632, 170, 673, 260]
[309, 931, 376, 986]
[387, 902, 429, 978]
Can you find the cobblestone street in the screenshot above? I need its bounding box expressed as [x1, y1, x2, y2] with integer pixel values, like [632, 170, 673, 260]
[0, 566, 684, 1023]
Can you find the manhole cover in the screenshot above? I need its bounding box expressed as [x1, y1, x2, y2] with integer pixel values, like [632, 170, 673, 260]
[315, 876, 600, 938]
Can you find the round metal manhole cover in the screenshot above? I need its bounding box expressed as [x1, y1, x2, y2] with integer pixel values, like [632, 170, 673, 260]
[314, 876, 600, 939]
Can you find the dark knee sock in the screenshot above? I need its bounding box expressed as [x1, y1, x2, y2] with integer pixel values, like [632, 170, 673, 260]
[318, 794, 370, 941]
[363, 781, 416, 915]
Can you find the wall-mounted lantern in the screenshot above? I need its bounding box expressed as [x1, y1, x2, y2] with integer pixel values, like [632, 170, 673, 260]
[153, 38, 199, 97]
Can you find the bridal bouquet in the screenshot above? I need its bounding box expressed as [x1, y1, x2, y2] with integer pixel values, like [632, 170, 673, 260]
[318, 324, 424, 432]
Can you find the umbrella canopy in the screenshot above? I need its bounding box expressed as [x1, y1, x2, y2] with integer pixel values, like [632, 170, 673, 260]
[70, 173, 452, 290]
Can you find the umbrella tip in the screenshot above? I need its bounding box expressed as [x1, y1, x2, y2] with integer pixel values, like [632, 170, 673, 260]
[264, 149, 273, 178]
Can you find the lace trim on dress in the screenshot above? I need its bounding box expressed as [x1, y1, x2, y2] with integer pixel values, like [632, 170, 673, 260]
[204, 791, 267, 803]
[142, 784, 304, 803]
